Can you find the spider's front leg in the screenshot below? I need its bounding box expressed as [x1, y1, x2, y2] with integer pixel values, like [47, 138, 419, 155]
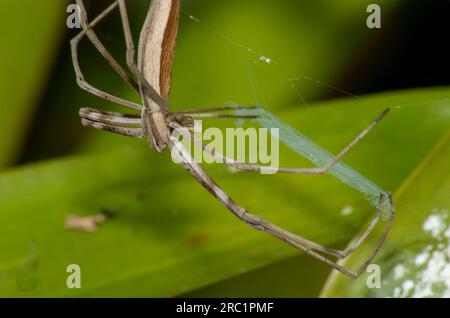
[228, 108, 390, 175]
[179, 105, 260, 119]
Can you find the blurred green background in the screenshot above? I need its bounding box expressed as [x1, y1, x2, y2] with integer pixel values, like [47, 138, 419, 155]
[0, 0, 449, 297]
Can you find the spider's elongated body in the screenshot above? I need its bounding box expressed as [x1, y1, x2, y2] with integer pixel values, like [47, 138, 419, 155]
[136, 0, 177, 151]
[72, 0, 395, 278]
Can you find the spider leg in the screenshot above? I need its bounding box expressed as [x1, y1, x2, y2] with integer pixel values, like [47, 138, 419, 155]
[174, 105, 261, 120]
[70, 2, 142, 111]
[175, 108, 393, 260]
[199, 137, 393, 259]
[79, 107, 141, 126]
[80, 107, 144, 138]
[225, 108, 390, 175]
[313, 193, 393, 260]
[189, 113, 258, 120]
[118, 0, 138, 77]
[169, 135, 394, 279]
[75, 0, 139, 93]
[180, 105, 259, 114]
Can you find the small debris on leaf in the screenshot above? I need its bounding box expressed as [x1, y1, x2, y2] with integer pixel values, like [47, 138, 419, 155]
[65, 210, 113, 232]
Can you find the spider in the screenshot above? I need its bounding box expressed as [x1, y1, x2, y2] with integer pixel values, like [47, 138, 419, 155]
[71, 0, 394, 278]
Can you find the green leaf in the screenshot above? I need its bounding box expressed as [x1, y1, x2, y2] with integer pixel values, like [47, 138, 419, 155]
[321, 130, 450, 298]
[0, 0, 67, 168]
[0, 88, 448, 297]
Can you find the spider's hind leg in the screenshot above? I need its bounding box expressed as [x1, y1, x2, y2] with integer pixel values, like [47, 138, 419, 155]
[79, 107, 144, 139]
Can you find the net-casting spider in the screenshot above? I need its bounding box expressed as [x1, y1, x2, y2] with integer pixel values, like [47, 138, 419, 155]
[71, 0, 394, 278]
